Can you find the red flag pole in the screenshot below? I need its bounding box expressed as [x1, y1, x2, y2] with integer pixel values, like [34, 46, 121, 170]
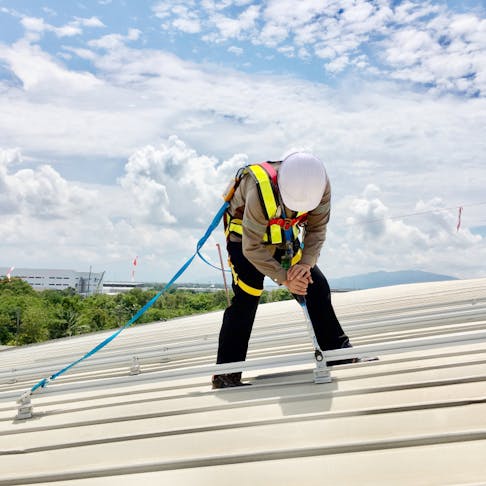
[131, 256, 138, 282]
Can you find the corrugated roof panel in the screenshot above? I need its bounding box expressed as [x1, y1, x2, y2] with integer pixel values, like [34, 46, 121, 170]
[0, 278, 485, 485]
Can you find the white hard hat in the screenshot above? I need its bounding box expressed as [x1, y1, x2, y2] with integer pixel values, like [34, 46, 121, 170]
[278, 152, 327, 212]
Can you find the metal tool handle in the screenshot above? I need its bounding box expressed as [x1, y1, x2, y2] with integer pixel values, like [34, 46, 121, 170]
[293, 294, 324, 362]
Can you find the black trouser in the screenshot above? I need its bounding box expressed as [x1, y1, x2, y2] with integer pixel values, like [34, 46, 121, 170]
[216, 241, 350, 364]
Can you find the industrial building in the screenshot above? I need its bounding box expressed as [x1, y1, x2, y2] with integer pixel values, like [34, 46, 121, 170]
[0, 267, 104, 296]
[102, 281, 147, 295]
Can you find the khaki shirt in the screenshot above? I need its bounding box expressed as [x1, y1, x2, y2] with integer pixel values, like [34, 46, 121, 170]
[227, 162, 331, 284]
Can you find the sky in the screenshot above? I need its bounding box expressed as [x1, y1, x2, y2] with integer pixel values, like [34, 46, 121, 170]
[0, 0, 485, 285]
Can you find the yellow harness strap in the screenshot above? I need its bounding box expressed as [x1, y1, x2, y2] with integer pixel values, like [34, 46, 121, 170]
[291, 248, 303, 266]
[224, 163, 306, 247]
[249, 165, 282, 243]
[228, 260, 263, 297]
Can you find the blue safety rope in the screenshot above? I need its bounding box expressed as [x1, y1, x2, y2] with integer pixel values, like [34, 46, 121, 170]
[196, 249, 231, 273]
[29, 201, 229, 394]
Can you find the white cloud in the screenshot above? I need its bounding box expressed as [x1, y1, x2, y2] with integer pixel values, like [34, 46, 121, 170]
[1, 2, 485, 281]
[1, 35, 485, 190]
[383, 10, 486, 95]
[228, 45, 243, 55]
[393, 1, 441, 24]
[277, 45, 295, 57]
[152, 1, 174, 19]
[325, 55, 349, 73]
[173, 17, 202, 34]
[88, 28, 141, 50]
[62, 46, 98, 61]
[0, 142, 242, 281]
[76, 16, 106, 28]
[170, 5, 202, 34]
[118, 135, 246, 226]
[259, 0, 392, 66]
[0, 40, 102, 91]
[200, 0, 240, 12]
[261, 0, 323, 28]
[19, 15, 105, 41]
[153, 0, 202, 35]
[156, 1, 261, 42]
[325, 185, 484, 278]
[42, 7, 57, 16]
[149, 0, 486, 96]
[258, 21, 289, 47]
[204, 4, 260, 42]
[0, 148, 96, 219]
[20, 16, 79, 41]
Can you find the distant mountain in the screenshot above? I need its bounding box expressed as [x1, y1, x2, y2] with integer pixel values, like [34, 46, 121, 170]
[329, 270, 458, 290]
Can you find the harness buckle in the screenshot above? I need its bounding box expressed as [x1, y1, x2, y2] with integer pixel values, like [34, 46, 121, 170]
[283, 218, 293, 230]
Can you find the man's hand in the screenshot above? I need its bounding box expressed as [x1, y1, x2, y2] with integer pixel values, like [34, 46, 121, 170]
[283, 276, 309, 295]
[287, 263, 313, 284]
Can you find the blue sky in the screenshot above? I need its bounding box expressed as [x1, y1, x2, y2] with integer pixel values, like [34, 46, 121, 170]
[0, 0, 485, 283]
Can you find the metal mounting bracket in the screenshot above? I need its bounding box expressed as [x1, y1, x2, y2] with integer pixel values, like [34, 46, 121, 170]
[313, 359, 332, 384]
[16, 392, 33, 420]
[129, 356, 141, 375]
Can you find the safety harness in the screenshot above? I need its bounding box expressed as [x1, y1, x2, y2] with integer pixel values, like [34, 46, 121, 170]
[223, 161, 307, 296]
[224, 161, 307, 245]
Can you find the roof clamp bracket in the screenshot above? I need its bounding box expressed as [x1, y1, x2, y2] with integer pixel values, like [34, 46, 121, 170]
[8, 369, 17, 384]
[313, 358, 332, 384]
[129, 356, 141, 375]
[160, 347, 170, 363]
[15, 392, 33, 420]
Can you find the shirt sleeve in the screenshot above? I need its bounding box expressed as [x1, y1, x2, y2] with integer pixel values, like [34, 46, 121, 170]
[241, 180, 288, 285]
[299, 181, 331, 267]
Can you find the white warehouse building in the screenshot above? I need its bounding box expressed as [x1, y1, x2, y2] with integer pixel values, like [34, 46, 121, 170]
[0, 267, 104, 295]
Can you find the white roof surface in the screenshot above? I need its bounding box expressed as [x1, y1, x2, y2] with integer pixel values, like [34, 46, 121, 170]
[1, 278, 485, 485]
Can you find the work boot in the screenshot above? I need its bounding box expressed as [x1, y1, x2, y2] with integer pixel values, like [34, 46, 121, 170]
[326, 338, 360, 366]
[211, 372, 249, 389]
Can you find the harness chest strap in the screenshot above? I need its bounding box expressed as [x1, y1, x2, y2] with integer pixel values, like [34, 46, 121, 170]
[268, 213, 308, 230]
[224, 162, 307, 245]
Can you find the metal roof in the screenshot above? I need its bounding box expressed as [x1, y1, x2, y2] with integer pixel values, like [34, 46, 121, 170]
[1, 278, 485, 485]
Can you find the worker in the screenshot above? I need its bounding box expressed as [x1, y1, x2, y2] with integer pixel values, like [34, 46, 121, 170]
[212, 152, 355, 389]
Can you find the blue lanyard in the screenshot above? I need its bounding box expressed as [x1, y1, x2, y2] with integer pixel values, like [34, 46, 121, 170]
[280, 206, 294, 242]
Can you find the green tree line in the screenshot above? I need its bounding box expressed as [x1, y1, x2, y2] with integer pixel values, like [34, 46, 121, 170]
[0, 278, 292, 346]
